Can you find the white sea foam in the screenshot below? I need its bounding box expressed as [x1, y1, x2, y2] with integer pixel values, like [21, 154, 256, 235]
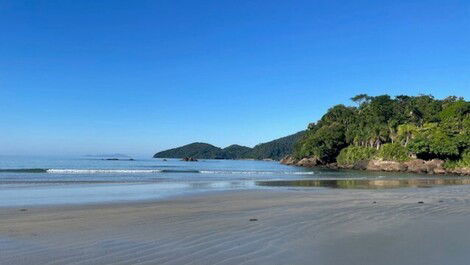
[46, 169, 315, 175]
[291, 171, 315, 175]
[199, 170, 272, 175]
[199, 170, 315, 175]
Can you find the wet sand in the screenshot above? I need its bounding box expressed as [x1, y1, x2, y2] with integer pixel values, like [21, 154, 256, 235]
[2, 186, 470, 265]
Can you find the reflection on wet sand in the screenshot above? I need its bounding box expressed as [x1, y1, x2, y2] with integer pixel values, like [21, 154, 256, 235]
[257, 178, 470, 189]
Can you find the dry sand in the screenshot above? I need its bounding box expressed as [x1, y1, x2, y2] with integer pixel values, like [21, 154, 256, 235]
[2, 186, 470, 265]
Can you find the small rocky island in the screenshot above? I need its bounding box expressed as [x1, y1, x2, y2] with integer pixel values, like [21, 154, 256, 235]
[182, 157, 198, 162]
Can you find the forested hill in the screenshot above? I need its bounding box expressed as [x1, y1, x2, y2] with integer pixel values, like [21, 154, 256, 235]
[153, 143, 226, 159]
[293, 94, 469, 169]
[153, 131, 305, 160]
[250, 131, 306, 160]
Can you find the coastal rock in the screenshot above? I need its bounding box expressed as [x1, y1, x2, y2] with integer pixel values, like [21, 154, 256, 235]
[366, 160, 407, 172]
[297, 158, 319, 168]
[291, 156, 470, 176]
[182, 157, 198, 162]
[280, 155, 298, 165]
[404, 159, 427, 173]
[433, 167, 447, 174]
[350, 160, 407, 172]
[338, 163, 353, 169]
[425, 159, 445, 174]
[450, 167, 470, 176]
[326, 163, 339, 170]
[352, 160, 369, 170]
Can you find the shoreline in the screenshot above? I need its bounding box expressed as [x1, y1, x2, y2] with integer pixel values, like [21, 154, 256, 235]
[2, 187, 470, 264]
[281, 156, 470, 176]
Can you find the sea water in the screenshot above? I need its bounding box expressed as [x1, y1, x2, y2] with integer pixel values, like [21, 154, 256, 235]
[0, 155, 464, 207]
[0, 155, 311, 206]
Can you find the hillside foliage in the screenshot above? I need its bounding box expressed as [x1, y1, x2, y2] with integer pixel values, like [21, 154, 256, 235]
[154, 131, 305, 160]
[249, 131, 306, 160]
[153, 143, 226, 159]
[295, 95, 469, 166]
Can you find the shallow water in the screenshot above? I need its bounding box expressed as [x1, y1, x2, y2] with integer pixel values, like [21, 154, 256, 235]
[0, 155, 307, 206]
[0, 155, 468, 206]
[257, 178, 470, 189]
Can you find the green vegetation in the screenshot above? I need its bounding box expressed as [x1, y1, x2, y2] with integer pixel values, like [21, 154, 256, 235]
[153, 143, 227, 159]
[295, 94, 469, 166]
[336, 143, 409, 166]
[156, 95, 469, 167]
[337, 146, 377, 165]
[153, 131, 305, 160]
[444, 150, 470, 169]
[377, 143, 409, 162]
[222, 145, 253, 159]
[249, 131, 306, 160]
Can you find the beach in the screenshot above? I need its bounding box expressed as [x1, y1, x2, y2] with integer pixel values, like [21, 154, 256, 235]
[2, 186, 470, 265]
[3, 0, 469, 264]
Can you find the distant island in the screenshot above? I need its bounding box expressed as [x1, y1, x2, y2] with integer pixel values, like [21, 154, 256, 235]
[283, 94, 469, 175]
[85, 153, 132, 159]
[84, 154, 134, 161]
[153, 131, 305, 160]
[154, 94, 469, 175]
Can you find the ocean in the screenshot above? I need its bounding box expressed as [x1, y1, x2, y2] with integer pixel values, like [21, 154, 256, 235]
[0, 155, 315, 206]
[0, 155, 460, 207]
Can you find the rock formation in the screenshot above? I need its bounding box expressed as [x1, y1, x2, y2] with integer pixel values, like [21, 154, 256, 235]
[281, 157, 469, 176]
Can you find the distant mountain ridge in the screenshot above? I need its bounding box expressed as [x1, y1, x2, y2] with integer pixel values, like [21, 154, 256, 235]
[153, 131, 305, 160]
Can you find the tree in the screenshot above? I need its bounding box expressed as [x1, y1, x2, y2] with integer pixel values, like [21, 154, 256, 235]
[294, 94, 469, 165]
[351, 94, 371, 105]
[408, 124, 460, 159]
[397, 124, 419, 146]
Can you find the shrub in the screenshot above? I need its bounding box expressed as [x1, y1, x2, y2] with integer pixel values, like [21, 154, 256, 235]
[336, 146, 377, 165]
[445, 150, 470, 168]
[407, 124, 461, 159]
[378, 143, 410, 161]
[460, 150, 470, 167]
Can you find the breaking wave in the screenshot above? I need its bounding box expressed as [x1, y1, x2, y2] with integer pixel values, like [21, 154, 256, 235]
[0, 168, 315, 175]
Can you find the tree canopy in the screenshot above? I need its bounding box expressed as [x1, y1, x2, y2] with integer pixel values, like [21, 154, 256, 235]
[154, 131, 305, 160]
[294, 94, 469, 166]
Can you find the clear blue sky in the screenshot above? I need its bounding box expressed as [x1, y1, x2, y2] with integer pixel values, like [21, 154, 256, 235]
[0, 0, 469, 156]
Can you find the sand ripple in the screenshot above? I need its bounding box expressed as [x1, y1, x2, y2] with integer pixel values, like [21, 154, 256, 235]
[2, 186, 470, 265]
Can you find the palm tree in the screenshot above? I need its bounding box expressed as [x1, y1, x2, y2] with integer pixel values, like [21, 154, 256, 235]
[397, 124, 418, 146]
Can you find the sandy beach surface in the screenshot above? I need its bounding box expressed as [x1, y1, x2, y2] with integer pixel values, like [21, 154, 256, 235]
[2, 186, 470, 265]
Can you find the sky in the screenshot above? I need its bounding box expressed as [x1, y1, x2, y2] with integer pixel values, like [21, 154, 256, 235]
[0, 0, 469, 156]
